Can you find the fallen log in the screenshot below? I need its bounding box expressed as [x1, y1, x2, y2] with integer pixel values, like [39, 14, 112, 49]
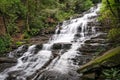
[78, 46, 120, 72]
[0, 57, 17, 63]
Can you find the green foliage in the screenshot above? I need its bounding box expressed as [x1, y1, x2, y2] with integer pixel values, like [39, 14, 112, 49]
[7, 22, 18, 35]
[0, 35, 11, 54]
[16, 41, 24, 46]
[28, 28, 40, 36]
[24, 32, 30, 39]
[102, 68, 120, 80]
[0, 0, 27, 18]
[100, 0, 120, 23]
[74, 0, 93, 13]
[108, 28, 120, 41]
[100, 0, 120, 45]
[55, 10, 73, 21]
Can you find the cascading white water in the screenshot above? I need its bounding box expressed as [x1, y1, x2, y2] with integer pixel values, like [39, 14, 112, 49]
[0, 4, 101, 80]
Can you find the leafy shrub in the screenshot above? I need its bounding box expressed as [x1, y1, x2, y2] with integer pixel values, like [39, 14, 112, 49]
[0, 35, 11, 54]
[7, 22, 18, 35]
[102, 68, 120, 80]
[108, 28, 120, 41]
[74, 0, 93, 13]
[28, 28, 40, 36]
[24, 32, 30, 39]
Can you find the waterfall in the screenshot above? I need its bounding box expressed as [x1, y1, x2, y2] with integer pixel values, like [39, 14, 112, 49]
[0, 4, 102, 80]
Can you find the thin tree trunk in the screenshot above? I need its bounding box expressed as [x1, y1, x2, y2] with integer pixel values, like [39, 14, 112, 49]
[26, 0, 30, 31]
[2, 14, 8, 33]
[0, 11, 7, 35]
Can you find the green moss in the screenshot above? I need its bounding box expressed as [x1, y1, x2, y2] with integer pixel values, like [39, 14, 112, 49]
[108, 28, 120, 41]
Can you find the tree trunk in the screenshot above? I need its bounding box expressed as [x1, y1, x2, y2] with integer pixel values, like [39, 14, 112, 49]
[0, 11, 7, 35]
[2, 14, 8, 33]
[26, 0, 30, 31]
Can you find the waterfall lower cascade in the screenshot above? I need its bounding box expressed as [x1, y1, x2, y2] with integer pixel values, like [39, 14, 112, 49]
[0, 4, 106, 80]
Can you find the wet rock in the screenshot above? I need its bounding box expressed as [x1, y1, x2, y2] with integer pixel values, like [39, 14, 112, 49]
[52, 49, 68, 58]
[58, 22, 63, 26]
[0, 57, 17, 63]
[77, 25, 82, 32]
[0, 63, 16, 72]
[34, 44, 43, 54]
[0, 57, 17, 72]
[36, 44, 43, 49]
[52, 43, 72, 50]
[35, 70, 80, 80]
[9, 45, 28, 58]
[77, 43, 106, 53]
[87, 21, 102, 26]
[78, 48, 98, 53]
[72, 55, 93, 65]
[75, 34, 81, 37]
[85, 39, 106, 44]
[71, 14, 83, 19]
[29, 34, 51, 45]
[6, 71, 21, 80]
[91, 33, 107, 39]
[88, 15, 97, 19]
[52, 50, 60, 57]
